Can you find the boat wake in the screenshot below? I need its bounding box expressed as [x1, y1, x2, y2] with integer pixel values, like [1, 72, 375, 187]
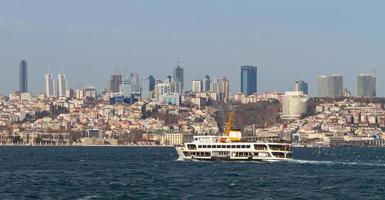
[288, 159, 385, 167]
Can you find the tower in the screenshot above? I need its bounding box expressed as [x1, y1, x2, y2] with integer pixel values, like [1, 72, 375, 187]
[19, 60, 28, 93]
[57, 74, 67, 97]
[240, 66, 257, 95]
[45, 74, 55, 97]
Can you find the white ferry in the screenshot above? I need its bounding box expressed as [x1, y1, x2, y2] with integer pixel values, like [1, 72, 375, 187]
[176, 130, 292, 162]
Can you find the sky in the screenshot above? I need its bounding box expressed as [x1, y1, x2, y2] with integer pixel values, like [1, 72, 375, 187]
[1, 0, 385, 96]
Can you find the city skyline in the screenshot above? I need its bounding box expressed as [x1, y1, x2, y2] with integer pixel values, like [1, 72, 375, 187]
[1, 1, 385, 96]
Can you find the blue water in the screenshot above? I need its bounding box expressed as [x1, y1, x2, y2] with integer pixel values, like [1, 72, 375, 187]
[1, 147, 385, 199]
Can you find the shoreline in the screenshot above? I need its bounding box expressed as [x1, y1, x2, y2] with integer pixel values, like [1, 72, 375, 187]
[0, 144, 175, 148]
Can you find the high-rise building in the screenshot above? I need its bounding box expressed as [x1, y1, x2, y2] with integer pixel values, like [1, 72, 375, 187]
[121, 76, 133, 98]
[130, 73, 140, 93]
[219, 77, 230, 103]
[149, 75, 156, 91]
[294, 80, 308, 95]
[141, 76, 152, 100]
[154, 78, 173, 102]
[240, 65, 257, 95]
[109, 74, 122, 93]
[317, 75, 343, 97]
[173, 65, 184, 95]
[57, 74, 67, 97]
[19, 60, 28, 93]
[44, 74, 55, 97]
[210, 79, 219, 94]
[282, 91, 308, 119]
[357, 74, 376, 97]
[192, 80, 203, 93]
[204, 75, 211, 92]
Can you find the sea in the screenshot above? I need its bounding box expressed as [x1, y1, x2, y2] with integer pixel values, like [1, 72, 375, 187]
[0, 146, 385, 200]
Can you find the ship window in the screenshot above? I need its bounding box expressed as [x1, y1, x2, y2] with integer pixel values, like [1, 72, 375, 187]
[236, 145, 241, 148]
[198, 145, 202, 148]
[203, 145, 207, 148]
[221, 145, 225, 148]
[247, 145, 250, 148]
[241, 145, 245, 148]
[207, 145, 211, 148]
[212, 145, 216, 148]
[231, 145, 235, 148]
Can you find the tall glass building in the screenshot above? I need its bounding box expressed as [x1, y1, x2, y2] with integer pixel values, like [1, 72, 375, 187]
[240, 66, 257, 95]
[294, 80, 308, 95]
[19, 60, 28, 93]
[317, 75, 343, 97]
[357, 74, 376, 97]
[173, 65, 184, 95]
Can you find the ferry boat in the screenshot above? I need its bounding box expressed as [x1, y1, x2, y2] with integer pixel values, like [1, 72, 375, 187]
[176, 112, 292, 161]
[175, 130, 292, 162]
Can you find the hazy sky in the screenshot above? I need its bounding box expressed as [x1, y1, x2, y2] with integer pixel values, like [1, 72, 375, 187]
[1, 0, 385, 96]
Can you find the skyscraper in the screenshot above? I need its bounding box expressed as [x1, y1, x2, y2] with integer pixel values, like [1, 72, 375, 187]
[45, 74, 55, 97]
[204, 75, 211, 92]
[240, 66, 257, 95]
[357, 74, 376, 97]
[294, 80, 308, 95]
[148, 75, 156, 91]
[219, 77, 230, 103]
[109, 74, 122, 93]
[121, 75, 133, 98]
[173, 65, 184, 95]
[57, 74, 67, 97]
[140, 77, 152, 100]
[129, 73, 140, 93]
[19, 60, 28, 93]
[317, 75, 343, 97]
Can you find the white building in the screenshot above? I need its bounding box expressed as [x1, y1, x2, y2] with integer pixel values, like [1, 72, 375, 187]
[57, 74, 67, 97]
[45, 74, 55, 97]
[282, 91, 308, 119]
[192, 80, 203, 93]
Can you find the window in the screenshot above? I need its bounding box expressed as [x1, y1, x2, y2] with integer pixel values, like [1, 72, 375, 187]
[198, 145, 202, 148]
[246, 145, 250, 148]
[241, 145, 246, 148]
[236, 145, 241, 148]
[203, 145, 207, 148]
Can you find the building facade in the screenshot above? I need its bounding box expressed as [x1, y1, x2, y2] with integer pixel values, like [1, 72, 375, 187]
[109, 74, 122, 94]
[192, 80, 203, 93]
[357, 74, 376, 97]
[282, 91, 308, 119]
[19, 60, 28, 93]
[317, 75, 343, 98]
[45, 74, 55, 97]
[295, 80, 308, 95]
[240, 65, 257, 95]
[57, 74, 67, 97]
[173, 65, 184, 95]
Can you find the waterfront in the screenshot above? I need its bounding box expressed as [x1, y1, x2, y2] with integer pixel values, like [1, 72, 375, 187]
[1, 147, 385, 199]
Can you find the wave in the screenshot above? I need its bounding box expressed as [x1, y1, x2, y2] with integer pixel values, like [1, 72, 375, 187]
[289, 159, 385, 167]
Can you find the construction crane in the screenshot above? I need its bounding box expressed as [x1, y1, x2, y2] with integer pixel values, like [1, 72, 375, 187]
[224, 112, 234, 136]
